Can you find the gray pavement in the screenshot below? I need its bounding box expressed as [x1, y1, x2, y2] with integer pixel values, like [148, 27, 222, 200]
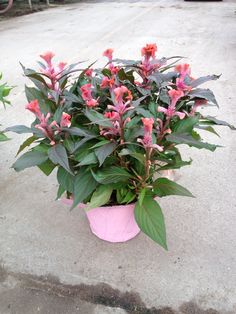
[0, 0, 236, 313]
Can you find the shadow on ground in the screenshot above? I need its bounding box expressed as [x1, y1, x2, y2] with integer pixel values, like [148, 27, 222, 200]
[0, 265, 225, 314]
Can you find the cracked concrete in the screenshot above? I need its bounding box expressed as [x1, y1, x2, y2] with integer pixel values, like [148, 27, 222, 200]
[0, 0, 236, 313]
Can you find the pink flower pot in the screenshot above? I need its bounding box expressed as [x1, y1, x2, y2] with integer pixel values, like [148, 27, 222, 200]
[61, 199, 140, 243]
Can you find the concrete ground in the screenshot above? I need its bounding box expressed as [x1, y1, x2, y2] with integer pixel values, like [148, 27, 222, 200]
[0, 0, 236, 313]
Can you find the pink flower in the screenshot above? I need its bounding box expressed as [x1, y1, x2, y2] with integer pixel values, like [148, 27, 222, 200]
[114, 86, 133, 102]
[40, 51, 55, 66]
[81, 83, 98, 107]
[175, 64, 191, 77]
[158, 89, 185, 120]
[101, 76, 115, 89]
[60, 112, 71, 128]
[81, 83, 92, 101]
[142, 117, 154, 133]
[26, 99, 41, 118]
[58, 62, 67, 72]
[109, 86, 133, 115]
[86, 99, 99, 107]
[85, 68, 93, 77]
[104, 111, 120, 120]
[35, 113, 57, 145]
[138, 117, 163, 151]
[103, 48, 114, 61]
[169, 89, 184, 107]
[141, 44, 157, 59]
[110, 65, 120, 75]
[175, 64, 192, 92]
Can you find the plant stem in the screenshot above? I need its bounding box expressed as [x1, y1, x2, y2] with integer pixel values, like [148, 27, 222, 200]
[144, 147, 151, 181]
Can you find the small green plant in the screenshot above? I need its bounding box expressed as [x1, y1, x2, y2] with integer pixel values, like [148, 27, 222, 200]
[0, 73, 12, 141]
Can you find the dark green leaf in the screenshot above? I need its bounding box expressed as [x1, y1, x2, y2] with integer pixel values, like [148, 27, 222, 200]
[90, 140, 110, 149]
[119, 190, 136, 204]
[132, 95, 148, 108]
[188, 88, 218, 106]
[204, 116, 236, 130]
[119, 149, 145, 164]
[65, 127, 96, 137]
[190, 74, 220, 88]
[12, 151, 48, 172]
[91, 166, 132, 184]
[153, 178, 194, 197]
[148, 71, 178, 85]
[56, 185, 65, 200]
[166, 133, 220, 151]
[95, 142, 117, 166]
[57, 167, 74, 193]
[38, 159, 56, 176]
[48, 144, 73, 175]
[5, 125, 32, 134]
[72, 168, 98, 209]
[136, 107, 153, 118]
[173, 117, 198, 134]
[16, 135, 37, 156]
[78, 152, 98, 166]
[85, 109, 113, 127]
[196, 125, 220, 137]
[134, 197, 167, 249]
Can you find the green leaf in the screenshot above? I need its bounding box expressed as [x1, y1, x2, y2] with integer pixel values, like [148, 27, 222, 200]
[204, 116, 236, 130]
[90, 140, 111, 149]
[24, 71, 48, 86]
[135, 107, 153, 118]
[12, 151, 48, 172]
[153, 178, 194, 197]
[78, 152, 98, 166]
[57, 167, 74, 193]
[138, 188, 146, 206]
[72, 168, 98, 209]
[85, 185, 113, 210]
[48, 144, 73, 175]
[119, 149, 145, 164]
[25, 85, 54, 113]
[134, 197, 167, 250]
[5, 125, 33, 134]
[95, 142, 117, 166]
[166, 133, 220, 151]
[196, 125, 220, 137]
[91, 166, 132, 184]
[16, 135, 37, 156]
[85, 108, 113, 127]
[119, 190, 136, 204]
[158, 158, 192, 170]
[173, 117, 199, 134]
[65, 127, 96, 137]
[0, 132, 10, 141]
[37, 159, 56, 176]
[56, 185, 65, 200]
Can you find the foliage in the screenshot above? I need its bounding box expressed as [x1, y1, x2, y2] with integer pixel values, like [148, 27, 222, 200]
[0, 73, 13, 141]
[6, 46, 235, 249]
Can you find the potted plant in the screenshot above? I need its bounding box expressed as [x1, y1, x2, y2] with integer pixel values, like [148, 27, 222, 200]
[6, 44, 235, 249]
